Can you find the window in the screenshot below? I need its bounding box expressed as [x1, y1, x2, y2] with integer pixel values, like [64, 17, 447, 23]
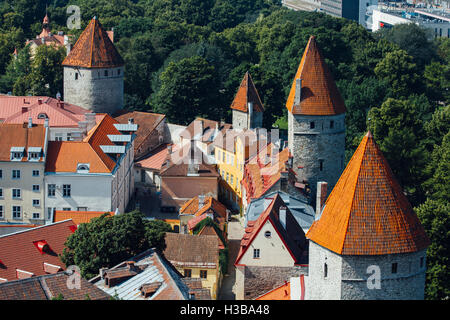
[117, 68, 121, 75]
[324, 263, 328, 278]
[67, 133, 72, 141]
[0, 169, 2, 179]
[75, 73, 78, 80]
[37, 113, 48, 119]
[319, 160, 324, 171]
[392, 263, 398, 274]
[63, 207, 71, 211]
[77, 207, 87, 211]
[33, 185, 40, 192]
[330, 120, 334, 129]
[28, 152, 39, 160]
[33, 199, 40, 207]
[48, 184, 56, 197]
[310, 121, 315, 129]
[62, 184, 71, 197]
[12, 189, 21, 199]
[32, 213, 40, 219]
[184, 269, 192, 277]
[264, 231, 271, 238]
[11, 151, 23, 160]
[230, 175, 234, 186]
[253, 249, 260, 259]
[0, 206, 3, 218]
[420, 257, 424, 268]
[141, 169, 146, 183]
[12, 170, 21, 179]
[47, 207, 55, 220]
[200, 270, 208, 279]
[32, 170, 40, 177]
[104, 70, 108, 77]
[12, 206, 21, 219]
[0, 188, 3, 197]
[55, 134, 63, 141]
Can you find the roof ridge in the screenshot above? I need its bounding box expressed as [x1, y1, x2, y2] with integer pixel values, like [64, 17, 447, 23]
[0, 219, 74, 239]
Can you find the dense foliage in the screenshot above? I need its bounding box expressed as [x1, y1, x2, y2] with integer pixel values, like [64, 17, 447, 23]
[0, 0, 448, 299]
[60, 211, 172, 279]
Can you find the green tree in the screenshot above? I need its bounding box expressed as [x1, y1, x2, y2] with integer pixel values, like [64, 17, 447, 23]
[150, 56, 221, 124]
[374, 49, 421, 98]
[60, 211, 171, 279]
[0, 44, 31, 93]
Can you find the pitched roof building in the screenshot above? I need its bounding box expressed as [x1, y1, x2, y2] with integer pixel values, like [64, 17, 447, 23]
[0, 272, 111, 300]
[305, 132, 430, 300]
[0, 220, 76, 283]
[26, 14, 70, 56]
[90, 248, 210, 300]
[53, 210, 113, 226]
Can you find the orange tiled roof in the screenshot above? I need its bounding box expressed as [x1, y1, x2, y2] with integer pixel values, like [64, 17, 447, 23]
[45, 114, 125, 173]
[180, 196, 227, 219]
[53, 211, 113, 225]
[285, 36, 346, 116]
[62, 17, 124, 68]
[306, 132, 430, 255]
[0, 123, 46, 162]
[230, 72, 264, 113]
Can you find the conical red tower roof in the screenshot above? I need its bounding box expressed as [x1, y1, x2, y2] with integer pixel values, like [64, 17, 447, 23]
[306, 132, 430, 255]
[62, 17, 124, 68]
[230, 72, 264, 113]
[286, 36, 346, 116]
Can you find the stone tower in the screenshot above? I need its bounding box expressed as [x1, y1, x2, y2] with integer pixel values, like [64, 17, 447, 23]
[305, 132, 430, 300]
[286, 36, 346, 198]
[231, 72, 264, 130]
[62, 17, 124, 114]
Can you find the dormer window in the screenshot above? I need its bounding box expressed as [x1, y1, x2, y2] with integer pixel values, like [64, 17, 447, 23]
[77, 163, 90, 173]
[10, 147, 24, 161]
[37, 113, 48, 119]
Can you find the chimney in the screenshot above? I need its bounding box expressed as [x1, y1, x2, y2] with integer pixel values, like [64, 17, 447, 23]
[44, 118, 49, 128]
[315, 181, 328, 220]
[294, 78, 302, 105]
[78, 121, 88, 134]
[198, 195, 205, 209]
[37, 98, 43, 105]
[28, 117, 33, 128]
[22, 107, 28, 113]
[279, 206, 287, 230]
[85, 113, 96, 132]
[99, 268, 108, 280]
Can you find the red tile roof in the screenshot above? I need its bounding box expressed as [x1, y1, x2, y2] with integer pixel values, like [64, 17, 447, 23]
[0, 123, 46, 162]
[286, 36, 346, 116]
[45, 114, 126, 173]
[0, 95, 88, 127]
[306, 132, 431, 255]
[62, 17, 124, 68]
[255, 275, 305, 300]
[53, 211, 113, 225]
[136, 144, 171, 171]
[0, 220, 76, 282]
[235, 194, 307, 266]
[230, 72, 264, 113]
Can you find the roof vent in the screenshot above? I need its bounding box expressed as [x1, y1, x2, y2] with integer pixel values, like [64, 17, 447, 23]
[140, 282, 162, 298]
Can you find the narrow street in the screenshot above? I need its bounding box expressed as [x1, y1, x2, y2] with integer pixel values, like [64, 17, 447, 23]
[218, 216, 245, 300]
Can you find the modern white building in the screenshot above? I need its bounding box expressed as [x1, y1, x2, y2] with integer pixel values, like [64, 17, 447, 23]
[44, 114, 136, 223]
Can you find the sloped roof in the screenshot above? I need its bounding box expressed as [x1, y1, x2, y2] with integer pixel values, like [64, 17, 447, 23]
[230, 72, 264, 113]
[180, 196, 227, 219]
[136, 144, 171, 171]
[62, 17, 124, 68]
[0, 123, 46, 162]
[53, 211, 113, 225]
[0, 272, 111, 300]
[286, 36, 346, 116]
[163, 233, 219, 268]
[180, 118, 232, 145]
[0, 220, 76, 282]
[114, 111, 165, 153]
[306, 132, 431, 255]
[45, 114, 127, 173]
[235, 194, 307, 266]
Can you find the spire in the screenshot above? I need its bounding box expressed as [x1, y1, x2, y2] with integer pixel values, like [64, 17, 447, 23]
[306, 132, 430, 255]
[286, 36, 346, 116]
[230, 71, 264, 113]
[62, 17, 124, 68]
[43, 13, 49, 25]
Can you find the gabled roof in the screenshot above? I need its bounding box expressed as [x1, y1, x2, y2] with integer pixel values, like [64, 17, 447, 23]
[286, 36, 346, 116]
[306, 132, 431, 255]
[0, 96, 89, 127]
[180, 196, 227, 219]
[53, 211, 113, 225]
[45, 114, 129, 174]
[62, 17, 124, 68]
[0, 123, 46, 162]
[163, 233, 219, 268]
[230, 72, 264, 113]
[0, 272, 111, 300]
[0, 220, 76, 282]
[114, 111, 165, 154]
[235, 194, 307, 266]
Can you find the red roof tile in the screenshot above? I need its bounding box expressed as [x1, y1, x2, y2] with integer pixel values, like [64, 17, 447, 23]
[230, 72, 264, 113]
[286, 36, 346, 116]
[62, 17, 124, 68]
[0, 220, 76, 282]
[53, 211, 113, 225]
[136, 144, 171, 171]
[0, 123, 46, 162]
[306, 132, 431, 255]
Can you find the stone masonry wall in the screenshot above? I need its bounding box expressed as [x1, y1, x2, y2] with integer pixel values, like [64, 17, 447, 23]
[232, 110, 249, 130]
[64, 66, 124, 114]
[288, 112, 345, 198]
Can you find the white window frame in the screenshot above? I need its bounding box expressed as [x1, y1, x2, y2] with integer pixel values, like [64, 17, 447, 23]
[12, 189, 21, 199]
[32, 185, 40, 192]
[48, 184, 56, 197]
[253, 248, 260, 259]
[32, 170, 40, 177]
[12, 170, 21, 179]
[32, 212, 40, 219]
[62, 184, 71, 197]
[0, 205, 3, 219]
[12, 206, 21, 219]
[32, 199, 40, 207]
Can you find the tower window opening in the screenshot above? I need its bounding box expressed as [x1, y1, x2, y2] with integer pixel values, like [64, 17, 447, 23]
[319, 160, 324, 171]
[330, 120, 334, 129]
[75, 73, 78, 80]
[310, 121, 315, 129]
[104, 70, 108, 77]
[324, 263, 328, 278]
[392, 262, 398, 274]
